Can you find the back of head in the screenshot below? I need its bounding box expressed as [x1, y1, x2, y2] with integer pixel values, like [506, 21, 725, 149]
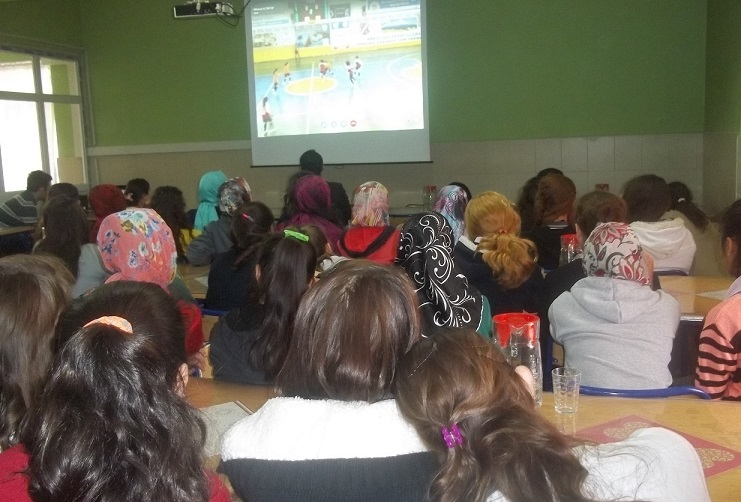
[582, 222, 651, 286]
[295, 223, 329, 266]
[151, 186, 191, 257]
[277, 260, 421, 402]
[218, 178, 252, 216]
[395, 328, 591, 502]
[198, 170, 228, 204]
[47, 182, 79, 201]
[89, 184, 128, 219]
[0, 255, 73, 449]
[534, 174, 576, 224]
[124, 178, 150, 206]
[97, 208, 177, 289]
[27, 170, 52, 193]
[622, 174, 671, 223]
[293, 174, 331, 215]
[351, 181, 389, 227]
[23, 281, 209, 502]
[248, 230, 317, 378]
[35, 195, 90, 277]
[299, 149, 323, 174]
[668, 181, 708, 231]
[434, 185, 468, 241]
[231, 201, 275, 266]
[466, 192, 537, 289]
[721, 199, 741, 277]
[574, 190, 627, 238]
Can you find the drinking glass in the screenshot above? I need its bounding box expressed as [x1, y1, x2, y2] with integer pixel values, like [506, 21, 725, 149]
[552, 367, 581, 414]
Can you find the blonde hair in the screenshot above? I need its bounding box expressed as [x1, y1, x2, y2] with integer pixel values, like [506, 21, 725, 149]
[465, 192, 537, 289]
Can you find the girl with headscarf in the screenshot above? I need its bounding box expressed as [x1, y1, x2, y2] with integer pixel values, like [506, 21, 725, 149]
[337, 181, 400, 264]
[396, 212, 491, 338]
[89, 184, 127, 243]
[194, 171, 228, 231]
[549, 222, 680, 390]
[277, 174, 343, 252]
[98, 208, 205, 362]
[433, 185, 468, 245]
[187, 177, 251, 265]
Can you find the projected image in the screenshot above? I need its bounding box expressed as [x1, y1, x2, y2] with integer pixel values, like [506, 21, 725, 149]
[249, 0, 423, 138]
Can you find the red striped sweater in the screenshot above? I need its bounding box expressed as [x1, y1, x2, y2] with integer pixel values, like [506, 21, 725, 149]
[695, 293, 741, 400]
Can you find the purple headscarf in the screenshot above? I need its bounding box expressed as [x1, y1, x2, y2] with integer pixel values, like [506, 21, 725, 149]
[279, 174, 343, 250]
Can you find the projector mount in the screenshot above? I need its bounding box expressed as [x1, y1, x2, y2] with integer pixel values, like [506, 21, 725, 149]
[173, 1, 236, 18]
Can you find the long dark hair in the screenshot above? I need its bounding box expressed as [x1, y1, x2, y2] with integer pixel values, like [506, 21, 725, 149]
[34, 195, 89, 277]
[231, 201, 275, 268]
[669, 181, 709, 231]
[0, 255, 73, 450]
[721, 199, 741, 277]
[124, 178, 150, 207]
[151, 186, 193, 260]
[248, 230, 317, 379]
[23, 281, 211, 502]
[395, 328, 601, 502]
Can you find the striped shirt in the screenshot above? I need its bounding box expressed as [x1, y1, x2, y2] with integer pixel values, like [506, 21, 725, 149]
[695, 290, 741, 400]
[0, 190, 38, 228]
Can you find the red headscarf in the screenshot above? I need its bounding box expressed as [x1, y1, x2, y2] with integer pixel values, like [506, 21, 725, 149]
[89, 184, 127, 242]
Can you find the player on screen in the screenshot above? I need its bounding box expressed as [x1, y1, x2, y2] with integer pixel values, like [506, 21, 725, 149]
[345, 61, 355, 85]
[319, 59, 332, 79]
[283, 62, 291, 84]
[354, 56, 363, 79]
[261, 96, 273, 136]
[272, 69, 279, 94]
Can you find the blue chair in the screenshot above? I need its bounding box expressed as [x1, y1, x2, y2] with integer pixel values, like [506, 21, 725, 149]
[199, 307, 227, 317]
[580, 385, 711, 400]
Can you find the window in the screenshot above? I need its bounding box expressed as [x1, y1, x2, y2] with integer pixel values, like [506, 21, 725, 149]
[0, 48, 88, 192]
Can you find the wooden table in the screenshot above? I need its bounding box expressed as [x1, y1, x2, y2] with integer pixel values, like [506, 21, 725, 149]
[661, 275, 733, 321]
[0, 225, 35, 236]
[179, 263, 209, 300]
[187, 378, 741, 501]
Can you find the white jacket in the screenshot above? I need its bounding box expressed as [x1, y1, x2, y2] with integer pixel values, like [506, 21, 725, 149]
[630, 218, 696, 274]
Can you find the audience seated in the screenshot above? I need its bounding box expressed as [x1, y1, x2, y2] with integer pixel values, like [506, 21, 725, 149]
[433, 184, 469, 244]
[277, 174, 343, 252]
[97, 208, 205, 365]
[0, 170, 51, 228]
[0, 281, 229, 502]
[337, 181, 400, 264]
[32, 182, 80, 241]
[516, 167, 563, 234]
[299, 149, 351, 226]
[0, 255, 72, 452]
[665, 181, 727, 277]
[206, 201, 274, 311]
[151, 185, 201, 263]
[33, 195, 110, 297]
[623, 174, 696, 275]
[522, 173, 577, 271]
[88, 184, 127, 243]
[396, 211, 491, 338]
[194, 170, 228, 231]
[550, 222, 679, 389]
[696, 200, 741, 400]
[209, 228, 316, 384]
[124, 177, 150, 207]
[395, 328, 710, 502]
[220, 261, 435, 502]
[454, 191, 543, 315]
[187, 177, 251, 265]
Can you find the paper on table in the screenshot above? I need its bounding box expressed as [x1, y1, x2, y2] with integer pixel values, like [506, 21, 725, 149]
[195, 276, 209, 287]
[698, 290, 728, 301]
[200, 401, 253, 457]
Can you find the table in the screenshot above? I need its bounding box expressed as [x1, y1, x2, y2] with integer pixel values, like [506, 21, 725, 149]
[186, 378, 741, 501]
[0, 225, 35, 236]
[179, 263, 209, 299]
[661, 275, 733, 321]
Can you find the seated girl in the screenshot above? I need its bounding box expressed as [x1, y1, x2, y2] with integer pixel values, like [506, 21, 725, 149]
[124, 177, 150, 207]
[206, 202, 274, 311]
[151, 185, 201, 263]
[194, 170, 228, 231]
[0, 255, 73, 452]
[220, 261, 435, 502]
[550, 222, 680, 389]
[696, 199, 741, 400]
[395, 328, 709, 502]
[433, 184, 469, 245]
[209, 228, 316, 384]
[454, 191, 543, 315]
[88, 184, 127, 242]
[0, 281, 230, 502]
[396, 211, 491, 338]
[337, 181, 400, 264]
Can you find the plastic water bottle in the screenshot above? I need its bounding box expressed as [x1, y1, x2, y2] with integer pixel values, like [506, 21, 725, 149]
[559, 233, 581, 266]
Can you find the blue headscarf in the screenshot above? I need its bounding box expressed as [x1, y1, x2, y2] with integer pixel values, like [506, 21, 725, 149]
[194, 171, 228, 231]
[433, 185, 468, 245]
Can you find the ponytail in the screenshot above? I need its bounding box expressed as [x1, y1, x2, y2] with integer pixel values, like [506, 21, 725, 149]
[477, 233, 537, 289]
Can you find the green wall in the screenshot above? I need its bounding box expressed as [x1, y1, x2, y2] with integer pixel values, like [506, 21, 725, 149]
[0, 0, 82, 46]
[704, 0, 741, 133]
[3, 1, 710, 146]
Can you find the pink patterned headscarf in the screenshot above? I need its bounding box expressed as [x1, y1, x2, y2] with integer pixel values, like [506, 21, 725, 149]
[97, 208, 178, 290]
[351, 181, 389, 227]
[582, 222, 650, 286]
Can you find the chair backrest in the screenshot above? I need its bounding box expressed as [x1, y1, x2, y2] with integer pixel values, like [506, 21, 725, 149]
[654, 269, 689, 276]
[579, 385, 711, 399]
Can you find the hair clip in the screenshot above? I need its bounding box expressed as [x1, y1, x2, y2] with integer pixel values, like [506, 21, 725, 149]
[283, 229, 309, 242]
[83, 316, 133, 334]
[677, 197, 686, 203]
[241, 213, 254, 221]
[441, 423, 464, 448]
